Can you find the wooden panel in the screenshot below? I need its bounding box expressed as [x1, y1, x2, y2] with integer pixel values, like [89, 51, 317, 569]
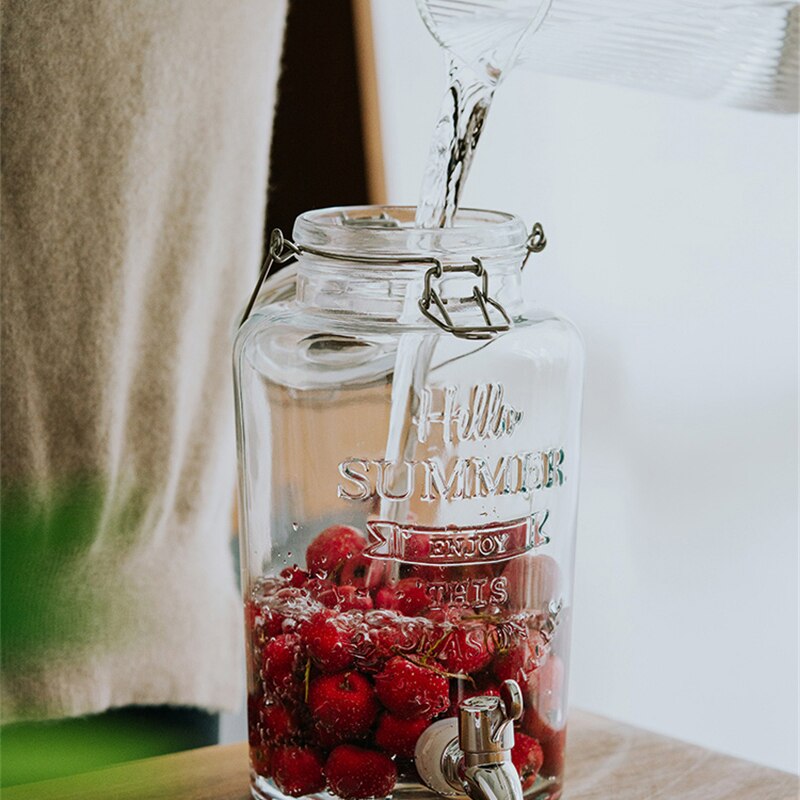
[4, 712, 797, 800]
[264, 0, 371, 242]
[352, 0, 387, 205]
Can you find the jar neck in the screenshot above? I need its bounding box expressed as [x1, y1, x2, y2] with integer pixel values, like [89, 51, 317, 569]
[295, 251, 525, 325]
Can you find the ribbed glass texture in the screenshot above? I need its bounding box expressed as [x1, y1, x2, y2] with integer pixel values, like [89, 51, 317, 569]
[418, 0, 799, 112]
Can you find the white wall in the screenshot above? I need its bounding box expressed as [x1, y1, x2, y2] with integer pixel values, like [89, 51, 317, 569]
[371, 1, 799, 774]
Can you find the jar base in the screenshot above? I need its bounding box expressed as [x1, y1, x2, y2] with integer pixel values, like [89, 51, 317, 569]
[250, 772, 561, 800]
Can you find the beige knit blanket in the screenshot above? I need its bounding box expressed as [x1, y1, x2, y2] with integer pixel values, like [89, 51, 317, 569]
[1, 0, 286, 722]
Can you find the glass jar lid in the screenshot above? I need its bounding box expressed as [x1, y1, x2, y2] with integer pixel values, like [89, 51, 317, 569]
[240, 205, 546, 340]
[292, 206, 530, 264]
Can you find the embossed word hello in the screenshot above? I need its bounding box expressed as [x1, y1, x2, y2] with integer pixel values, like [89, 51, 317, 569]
[337, 383, 566, 503]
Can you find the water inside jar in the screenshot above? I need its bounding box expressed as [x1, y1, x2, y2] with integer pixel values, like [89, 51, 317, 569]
[247, 535, 568, 800]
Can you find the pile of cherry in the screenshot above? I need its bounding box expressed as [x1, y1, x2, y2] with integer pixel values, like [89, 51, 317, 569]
[247, 525, 566, 800]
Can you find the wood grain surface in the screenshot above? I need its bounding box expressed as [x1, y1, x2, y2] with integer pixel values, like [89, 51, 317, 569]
[352, 0, 387, 205]
[4, 711, 797, 800]
[563, 712, 797, 799]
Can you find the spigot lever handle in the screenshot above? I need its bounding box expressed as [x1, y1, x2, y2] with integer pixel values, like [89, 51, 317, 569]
[492, 679, 524, 744]
[415, 680, 525, 800]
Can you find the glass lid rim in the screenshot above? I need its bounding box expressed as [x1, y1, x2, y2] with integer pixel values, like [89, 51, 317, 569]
[292, 205, 529, 258]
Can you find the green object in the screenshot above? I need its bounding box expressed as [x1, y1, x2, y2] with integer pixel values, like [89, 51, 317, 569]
[0, 705, 219, 787]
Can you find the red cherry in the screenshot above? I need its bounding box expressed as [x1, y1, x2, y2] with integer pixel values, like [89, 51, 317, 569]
[340, 551, 370, 586]
[306, 525, 367, 579]
[392, 577, 431, 616]
[492, 640, 538, 691]
[542, 727, 566, 777]
[247, 601, 285, 639]
[402, 533, 448, 581]
[511, 732, 544, 787]
[425, 605, 464, 626]
[250, 743, 272, 777]
[371, 578, 430, 616]
[306, 577, 336, 600]
[523, 708, 566, 778]
[311, 720, 347, 749]
[262, 633, 303, 696]
[375, 713, 430, 758]
[529, 654, 564, 721]
[304, 611, 354, 673]
[403, 531, 431, 562]
[375, 656, 449, 720]
[318, 584, 374, 612]
[247, 692, 265, 747]
[307, 671, 379, 741]
[263, 609, 285, 637]
[523, 705, 554, 741]
[325, 745, 397, 800]
[280, 565, 309, 588]
[437, 623, 496, 674]
[260, 703, 300, 744]
[374, 585, 397, 609]
[363, 617, 424, 669]
[272, 745, 326, 796]
[406, 563, 449, 582]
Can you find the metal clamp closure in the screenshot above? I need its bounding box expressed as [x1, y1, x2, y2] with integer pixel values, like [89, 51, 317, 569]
[521, 221, 547, 270]
[239, 229, 301, 327]
[418, 257, 511, 341]
[239, 220, 547, 337]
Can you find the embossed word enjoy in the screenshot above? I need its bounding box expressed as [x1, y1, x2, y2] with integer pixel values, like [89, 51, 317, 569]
[365, 513, 550, 565]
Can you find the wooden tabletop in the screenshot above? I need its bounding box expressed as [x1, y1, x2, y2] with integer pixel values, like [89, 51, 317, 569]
[4, 711, 797, 800]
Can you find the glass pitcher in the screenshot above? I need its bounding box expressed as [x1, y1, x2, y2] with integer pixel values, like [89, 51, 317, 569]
[233, 206, 583, 800]
[417, 0, 800, 113]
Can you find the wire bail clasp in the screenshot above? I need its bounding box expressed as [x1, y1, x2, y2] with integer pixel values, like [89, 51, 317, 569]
[418, 257, 512, 341]
[239, 228, 300, 327]
[521, 221, 547, 270]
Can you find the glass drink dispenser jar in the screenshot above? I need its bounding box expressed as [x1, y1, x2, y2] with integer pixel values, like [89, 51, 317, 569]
[234, 206, 583, 800]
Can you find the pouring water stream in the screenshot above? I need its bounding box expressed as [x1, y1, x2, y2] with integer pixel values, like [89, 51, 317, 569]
[377, 0, 799, 570]
[371, 13, 536, 585]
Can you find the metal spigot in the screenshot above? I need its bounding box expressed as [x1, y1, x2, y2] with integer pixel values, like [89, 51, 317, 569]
[415, 680, 524, 800]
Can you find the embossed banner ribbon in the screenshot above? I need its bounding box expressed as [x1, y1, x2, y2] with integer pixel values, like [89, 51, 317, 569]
[365, 511, 549, 565]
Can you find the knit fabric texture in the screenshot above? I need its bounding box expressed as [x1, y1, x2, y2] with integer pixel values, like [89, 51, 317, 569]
[1, 0, 287, 722]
